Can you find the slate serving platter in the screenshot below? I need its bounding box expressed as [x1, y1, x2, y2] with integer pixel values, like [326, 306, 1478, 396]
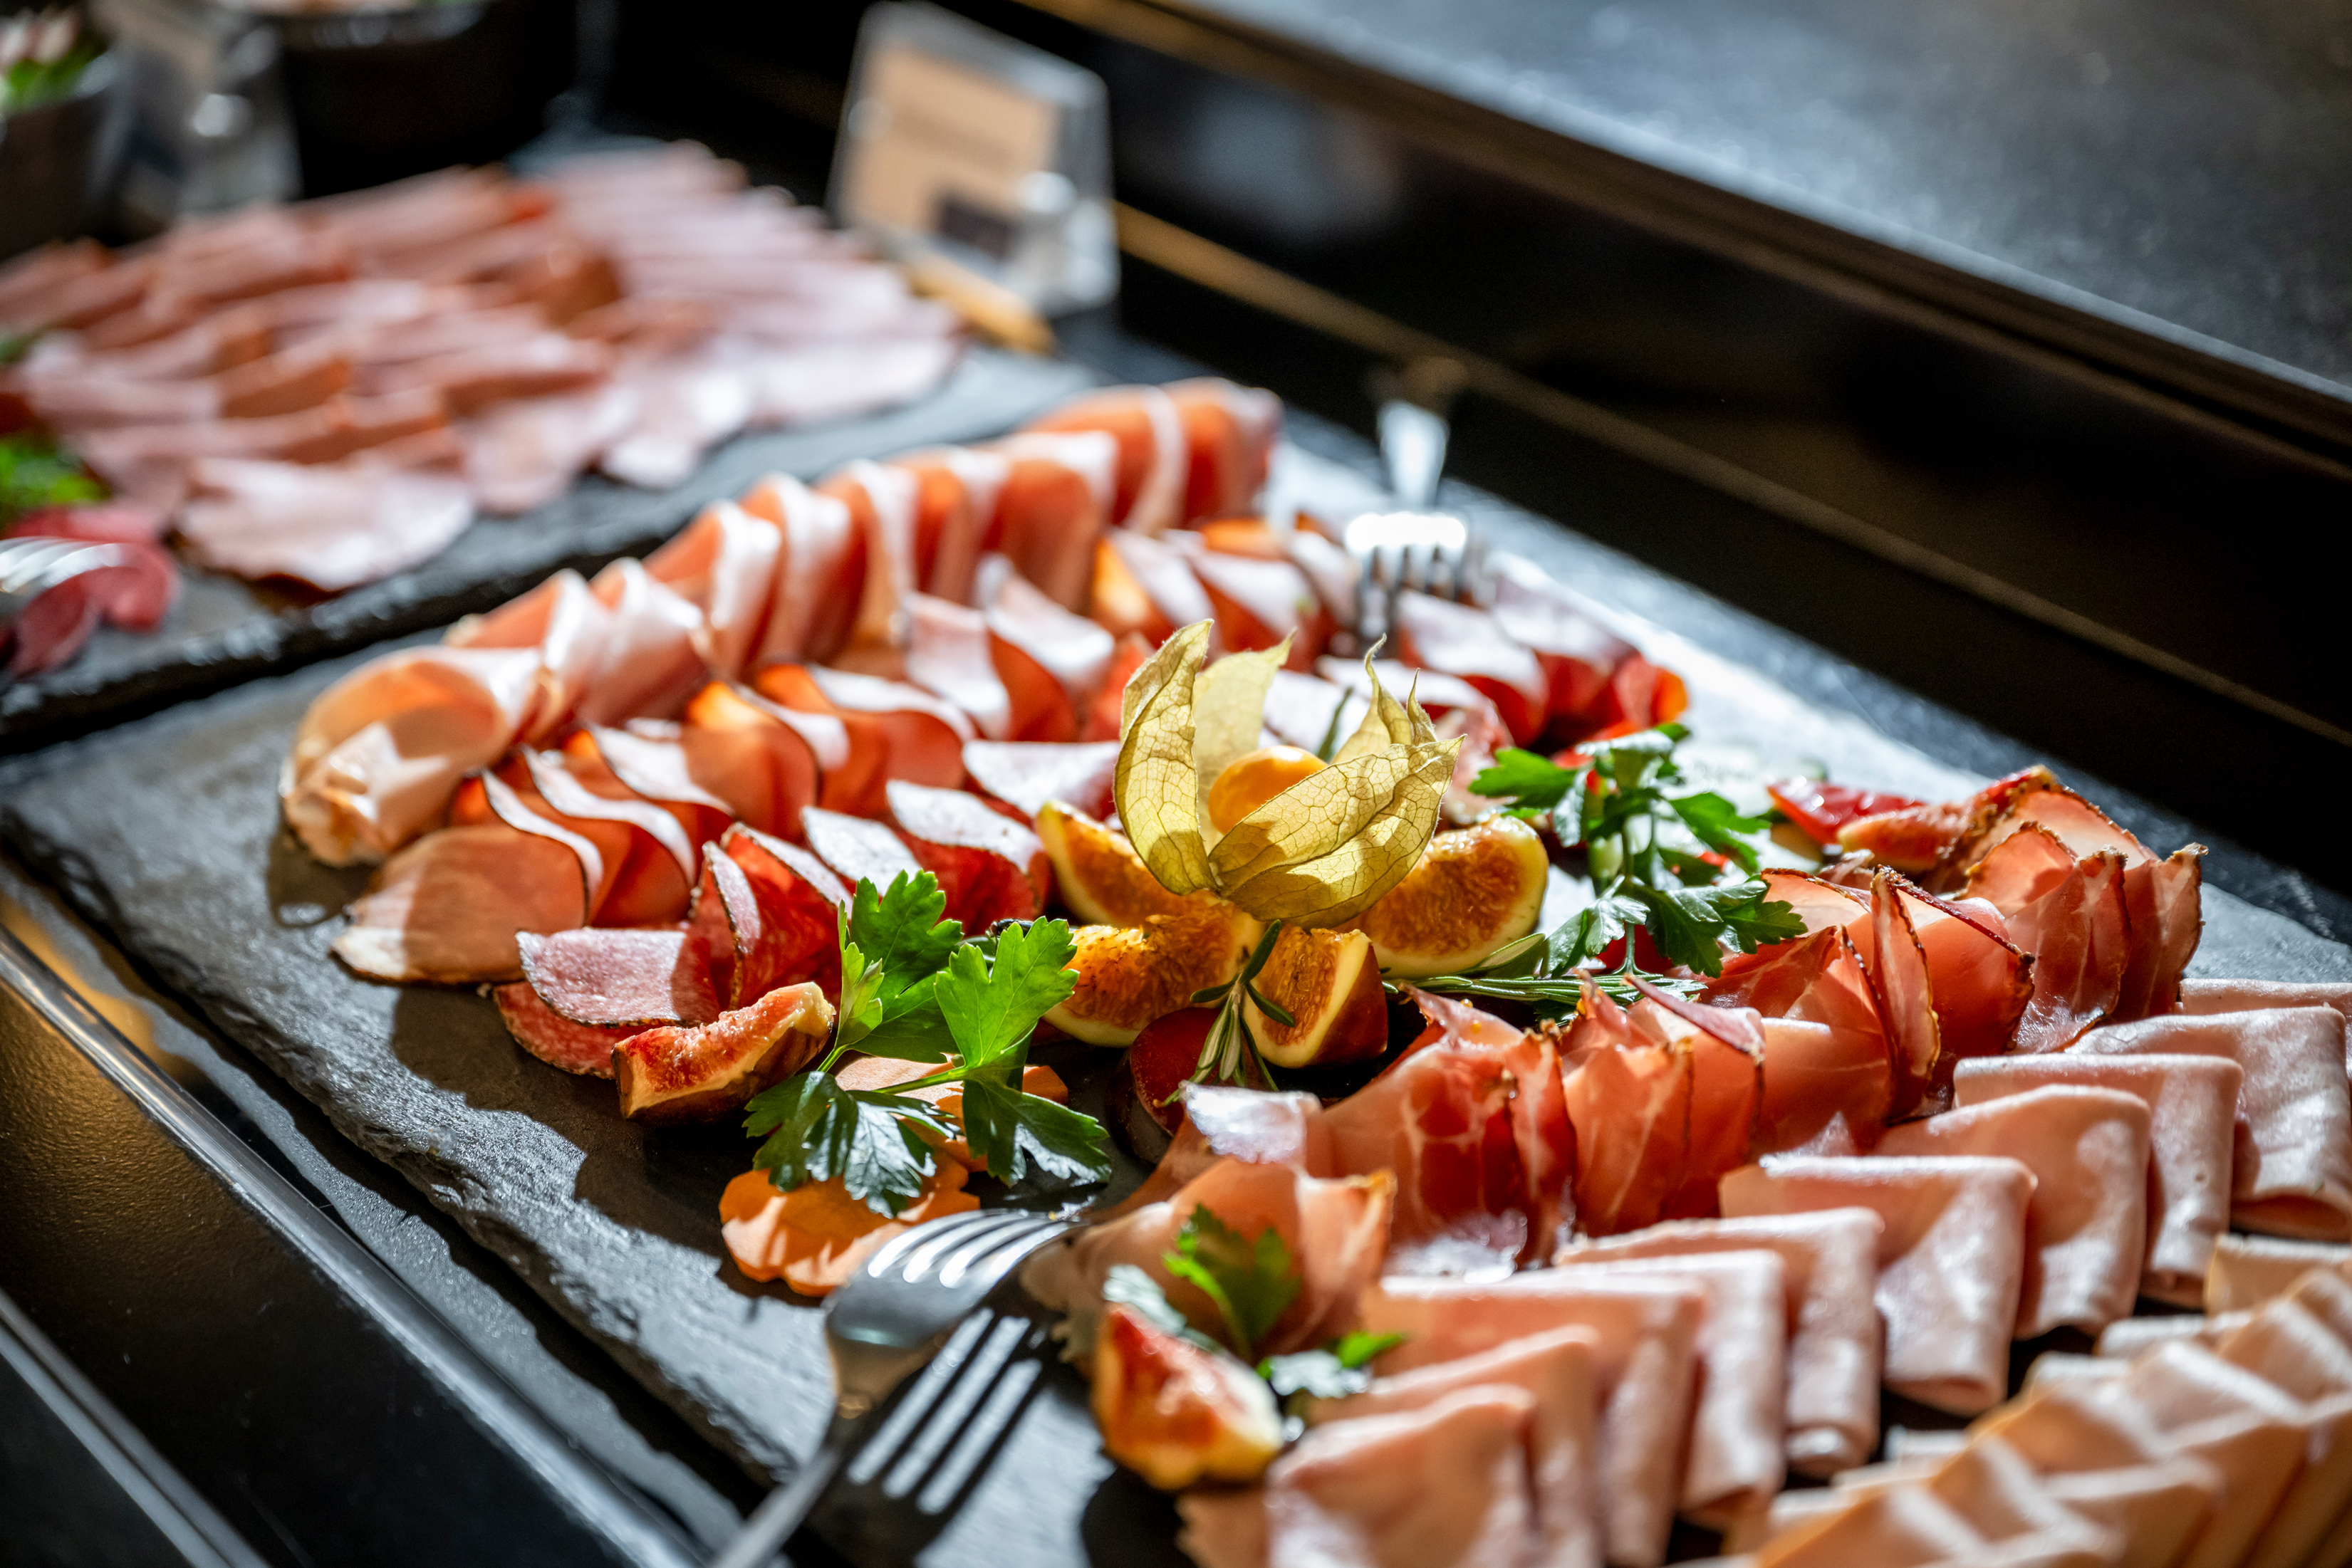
[1, 443, 2346, 1567]
[0, 348, 1094, 754]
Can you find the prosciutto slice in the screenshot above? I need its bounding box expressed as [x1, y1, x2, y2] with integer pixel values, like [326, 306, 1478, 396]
[1177, 1388, 1541, 1568]
[1020, 1158, 1393, 1360]
[1486, 554, 1636, 730]
[739, 471, 858, 667]
[175, 454, 474, 591]
[692, 825, 847, 1006]
[1390, 590, 1549, 743]
[1957, 1053, 2239, 1308]
[905, 594, 1012, 740]
[1556, 1208, 1885, 1477]
[801, 805, 924, 896]
[333, 823, 586, 982]
[885, 780, 1048, 929]
[985, 431, 1113, 611]
[821, 459, 922, 677]
[442, 567, 608, 746]
[1167, 377, 1281, 521]
[1967, 825, 2129, 1050]
[1877, 1086, 2152, 1337]
[890, 446, 1004, 603]
[1114, 1087, 1334, 1217]
[2075, 1007, 2352, 1241]
[984, 563, 1118, 743]
[1721, 1154, 2036, 1413]
[576, 559, 708, 725]
[1024, 385, 1189, 533]
[675, 681, 828, 841]
[645, 499, 781, 680]
[1358, 1274, 1704, 1568]
[961, 738, 1119, 820]
[1301, 1329, 1601, 1568]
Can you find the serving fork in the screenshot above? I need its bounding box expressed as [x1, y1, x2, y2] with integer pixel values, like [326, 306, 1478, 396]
[1343, 359, 1482, 648]
[708, 1206, 1076, 1568]
[0, 535, 123, 632]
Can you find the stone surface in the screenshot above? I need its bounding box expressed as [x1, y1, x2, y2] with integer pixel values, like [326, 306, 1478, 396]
[0, 443, 2340, 1567]
[0, 350, 1093, 753]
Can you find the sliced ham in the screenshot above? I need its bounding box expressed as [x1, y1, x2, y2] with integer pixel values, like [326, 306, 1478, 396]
[571, 723, 734, 852]
[2212, 1299, 2352, 1568]
[889, 446, 1003, 605]
[820, 459, 922, 677]
[1190, 548, 1325, 670]
[597, 346, 757, 489]
[1486, 554, 1638, 731]
[962, 738, 1119, 820]
[2181, 978, 2352, 1042]
[177, 456, 474, 590]
[516, 926, 717, 1027]
[519, 748, 694, 926]
[2115, 1341, 2316, 1568]
[885, 779, 1048, 929]
[1877, 1086, 2152, 1337]
[1024, 385, 1190, 533]
[805, 665, 972, 794]
[442, 567, 608, 745]
[1967, 824, 2129, 1050]
[2075, 1007, 2352, 1241]
[675, 681, 828, 841]
[694, 825, 847, 1005]
[1113, 1086, 1334, 1218]
[984, 561, 1118, 743]
[984, 430, 1114, 611]
[1721, 1154, 2036, 1414]
[1164, 377, 1281, 521]
[576, 559, 709, 725]
[1358, 1273, 1703, 1568]
[460, 383, 640, 515]
[1106, 527, 1219, 644]
[333, 823, 586, 982]
[1556, 1208, 1885, 1477]
[1391, 590, 1549, 743]
[1957, 1053, 2239, 1308]
[645, 499, 782, 680]
[738, 471, 859, 667]
[902, 593, 1011, 739]
[2203, 1234, 2352, 1313]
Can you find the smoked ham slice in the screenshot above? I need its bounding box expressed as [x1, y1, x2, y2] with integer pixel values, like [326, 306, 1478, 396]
[2181, 979, 2352, 1041]
[442, 568, 608, 746]
[1113, 1086, 1333, 1217]
[1301, 1329, 1602, 1568]
[1024, 385, 1190, 533]
[1358, 1274, 1705, 1568]
[984, 431, 1113, 612]
[2074, 1008, 2352, 1241]
[961, 738, 1119, 821]
[1957, 1054, 2240, 1307]
[905, 594, 1012, 740]
[885, 780, 1048, 929]
[1556, 1209, 1885, 1477]
[333, 823, 586, 981]
[675, 682, 831, 842]
[1876, 1086, 2153, 1337]
[1967, 824, 2129, 1050]
[801, 806, 923, 897]
[1720, 1154, 2036, 1413]
[738, 471, 858, 667]
[1390, 590, 1549, 743]
[982, 563, 1118, 743]
[576, 559, 709, 726]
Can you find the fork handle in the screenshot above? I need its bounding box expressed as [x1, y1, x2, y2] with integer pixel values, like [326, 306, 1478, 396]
[706, 1423, 855, 1568]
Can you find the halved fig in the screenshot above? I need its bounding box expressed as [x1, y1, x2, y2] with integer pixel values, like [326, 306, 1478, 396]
[1036, 801, 1193, 925]
[615, 981, 834, 1124]
[1351, 815, 1549, 977]
[1242, 926, 1388, 1068]
[1045, 904, 1262, 1047]
[1127, 1007, 1221, 1137]
[1092, 1303, 1281, 1490]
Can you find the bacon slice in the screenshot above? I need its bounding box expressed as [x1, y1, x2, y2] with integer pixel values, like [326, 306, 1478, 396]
[333, 823, 586, 982]
[1558, 1208, 1885, 1478]
[1877, 1085, 2153, 1337]
[2075, 1007, 2352, 1241]
[1021, 1158, 1393, 1360]
[1721, 1154, 2037, 1413]
[1957, 1053, 2239, 1308]
[885, 780, 1047, 929]
[1358, 1272, 1704, 1568]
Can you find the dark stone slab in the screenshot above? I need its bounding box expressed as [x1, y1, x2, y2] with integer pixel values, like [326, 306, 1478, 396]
[1, 452, 2341, 1566]
[0, 349, 1093, 754]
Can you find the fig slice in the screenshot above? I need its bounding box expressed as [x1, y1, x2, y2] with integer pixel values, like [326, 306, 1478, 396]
[1243, 926, 1388, 1069]
[1352, 815, 1549, 978]
[615, 981, 834, 1124]
[1044, 904, 1263, 1047]
[1093, 1303, 1282, 1491]
[1036, 801, 1195, 926]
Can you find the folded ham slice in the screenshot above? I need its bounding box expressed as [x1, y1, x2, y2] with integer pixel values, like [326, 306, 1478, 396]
[2113, 1342, 2316, 1568]
[645, 500, 781, 681]
[961, 738, 1119, 821]
[1974, 1377, 2221, 1568]
[2180, 979, 2352, 1040]
[2203, 1233, 2352, 1312]
[1751, 1479, 1987, 1568]
[1024, 385, 1189, 533]
[673, 682, 830, 842]
[576, 559, 709, 726]
[1967, 825, 2130, 1050]
[1721, 1154, 2036, 1413]
[983, 562, 1118, 743]
[1390, 590, 1549, 743]
[2212, 1299, 2352, 1568]
[985, 431, 1113, 612]
[905, 594, 1012, 740]
[1556, 1208, 1885, 1476]
[1957, 1053, 2239, 1307]
[1110, 1086, 1333, 1218]
[333, 822, 586, 981]
[177, 455, 475, 591]
[2074, 1007, 2352, 1241]
[1358, 1274, 1705, 1568]
[1177, 1387, 1541, 1568]
[739, 471, 859, 667]
[1302, 1328, 1602, 1568]
[1876, 1086, 2152, 1337]
[442, 567, 608, 746]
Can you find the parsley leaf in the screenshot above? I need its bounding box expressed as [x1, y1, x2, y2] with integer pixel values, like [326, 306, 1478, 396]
[1259, 1332, 1410, 1399]
[935, 918, 1078, 1073]
[1669, 791, 1769, 874]
[0, 434, 105, 525]
[744, 1074, 947, 1216]
[1162, 1205, 1300, 1361]
[1469, 748, 1583, 814]
[834, 874, 961, 1060]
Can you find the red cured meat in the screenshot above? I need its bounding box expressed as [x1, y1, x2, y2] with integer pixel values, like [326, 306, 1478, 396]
[890, 446, 1002, 602]
[9, 508, 179, 632]
[801, 806, 925, 900]
[1968, 825, 2129, 1052]
[708, 825, 848, 1004]
[1488, 552, 1636, 730]
[443, 566, 608, 745]
[1162, 378, 1281, 522]
[333, 822, 586, 983]
[749, 664, 892, 817]
[645, 499, 781, 681]
[885, 779, 1048, 929]
[737, 472, 857, 667]
[984, 431, 1114, 611]
[675, 681, 826, 841]
[806, 666, 972, 790]
[516, 926, 719, 1028]
[493, 981, 631, 1078]
[984, 567, 1118, 743]
[519, 748, 694, 926]
[818, 459, 922, 678]
[1023, 385, 1188, 533]
[576, 559, 707, 725]
[1852, 875, 2031, 1082]
[961, 739, 1119, 821]
[1767, 778, 1928, 847]
[2, 575, 100, 677]
[904, 593, 1011, 741]
[561, 726, 732, 867]
[1189, 549, 1326, 672]
[1391, 590, 1548, 743]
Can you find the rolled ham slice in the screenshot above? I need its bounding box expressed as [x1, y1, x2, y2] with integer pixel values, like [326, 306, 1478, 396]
[443, 567, 608, 746]
[2115, 1342, 2315, 1568]
[333, 823, 586, 982]
[1957, 1053, 2239, 1307]
[2204, 1234, 2352, 1313]
[1721, 1154, 2036, 1414]
[2212, 1299, 2352, 1568]
[2074, 1007, 2352, 1241]
[1556, 1208, 1885, 1477]
[2181, 978, 2352, 1042]
[1358, 1273, 1705, 1568]
[1875, 1086, 2152, 1337]
[1544, 1250, 1788, 1525]
[1301, 1328, 1602, 1568]
[1177, 1387, 1541, 1568]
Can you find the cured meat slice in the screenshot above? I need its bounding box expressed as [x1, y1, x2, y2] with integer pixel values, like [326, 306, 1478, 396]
[1635, 988, 1764, 1219]
[2182, 979, 2352, 1040]
[692, 825, 848, 1005]
[2204, 1234, 2352, 1313]
[1556, 1208, 1885, 1477]
[2037, 1465, 2219, 1568]
[885, 780, 1048, 929]
[1301, 1329, 1601, 1568]
[506, 750, 689, 925]
[442, 567, 608, 745]
[984, 563, 1118, 743]
[890, 446, 1004, 604]
[461, 384, 640, 515]
[903, 593, 1011, 740]
[1487, 554, 1636, 730]
[739, 471, 859, 667]
[644, 499, 781, 680]
[2076, 1007, 2352, 1242]
[596, 347, 756, 489]
[1190, 548, 1326, 671]
[675, 681, 827, 840]
[365, 332, 610, 412]
[576, 558, 709, 725]
[1021, 1158, 1393, 1360]
[1113, 1087, 1333, 1217]
[2212, 1302, 2352, 1568]
[806, 666, 972, 791]
[284, 644, 543, 864]
[962, 738, 1119, 822]
[1720, 1154, 2036, 1414]
[1956, 1053, 2239, 1308]
[568, 725, 734, 852]
[1391, 590, 1549, 743]
[1876, 1086, 2152, 1337]
[1863, 869, 1944, 1115]
[333, 823, 586, 982]
[1105, 528, 1219, 647]
[1358, 1273, 1704, 1568]
[1559, 1029, 1690, 1238]
[1163, 377, 1281, 522]
[447, 765, 617, 914]
[177, 456, 474, 590]
[1024, 385, 1189, 533]
[1712, 926, 1894, 1157]
[2118, 1342, 2315, 1568]
[492, 981, 632, 1077]
[820, 459, 922, 677]
[985, 430, 1114, 611]
[801, 805, 924, 897]
[1178, 1388, 1541, 1568]
[516, 926, 717, 1027]
[1752, 1483, 1988, 1568]
[1546, 1250, 1788, 1525]
[1967, 825, 2128, 1050]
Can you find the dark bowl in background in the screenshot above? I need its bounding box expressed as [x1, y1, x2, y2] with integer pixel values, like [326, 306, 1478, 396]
[0, 51, 133, 259]
[271, 0, 575, 197]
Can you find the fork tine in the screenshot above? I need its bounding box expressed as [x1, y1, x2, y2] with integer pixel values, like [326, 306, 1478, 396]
[937, 1217, 1066, 1290]
[857, 1207, 1001, 1284]
[895, 1211, 1036, 1285]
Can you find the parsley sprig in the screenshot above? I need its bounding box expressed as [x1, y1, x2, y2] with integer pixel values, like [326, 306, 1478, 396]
[744, 872, 1112, 1217]
[0, 433, 105, 524]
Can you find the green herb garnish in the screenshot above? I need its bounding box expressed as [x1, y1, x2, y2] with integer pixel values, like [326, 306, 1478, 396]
[0, 433, 105, 524]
